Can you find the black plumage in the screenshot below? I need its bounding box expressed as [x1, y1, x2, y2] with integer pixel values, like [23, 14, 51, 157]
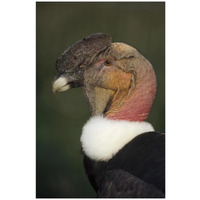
[83, 132, 165, 197]
[97, 169, 164, 197]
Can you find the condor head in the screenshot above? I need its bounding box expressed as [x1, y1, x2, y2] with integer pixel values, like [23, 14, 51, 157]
[52, 33, 156, 121]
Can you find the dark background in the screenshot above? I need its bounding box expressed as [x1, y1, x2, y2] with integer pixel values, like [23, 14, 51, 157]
[36, 2, 165, 198]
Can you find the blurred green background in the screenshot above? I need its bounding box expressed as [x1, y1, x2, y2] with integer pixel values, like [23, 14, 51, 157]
[36, 2, 165, 198]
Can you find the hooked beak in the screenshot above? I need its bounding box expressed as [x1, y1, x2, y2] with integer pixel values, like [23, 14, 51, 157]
[52, 69, 84, 94]
[52, 73, 73, 94]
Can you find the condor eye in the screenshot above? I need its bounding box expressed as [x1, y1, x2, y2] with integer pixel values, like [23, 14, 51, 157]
[104, 59, 112, 66]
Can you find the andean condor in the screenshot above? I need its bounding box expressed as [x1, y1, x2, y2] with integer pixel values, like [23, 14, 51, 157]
[51, 33, 165, 198]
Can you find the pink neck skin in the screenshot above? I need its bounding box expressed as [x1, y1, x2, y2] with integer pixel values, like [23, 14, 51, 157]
[106, 66, 157, 122]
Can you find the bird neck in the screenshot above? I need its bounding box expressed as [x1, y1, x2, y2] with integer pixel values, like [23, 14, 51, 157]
[105, 66, 157, 122]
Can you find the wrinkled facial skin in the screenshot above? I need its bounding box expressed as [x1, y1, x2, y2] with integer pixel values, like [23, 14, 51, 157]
[84, 59, 132, 91]
[82, 58, 133, 116]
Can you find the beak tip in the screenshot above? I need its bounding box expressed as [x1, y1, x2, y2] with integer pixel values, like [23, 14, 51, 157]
[51, 73, 73, 94]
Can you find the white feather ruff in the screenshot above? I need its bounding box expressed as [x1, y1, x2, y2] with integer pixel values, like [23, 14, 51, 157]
[80, 116, 154, 161]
